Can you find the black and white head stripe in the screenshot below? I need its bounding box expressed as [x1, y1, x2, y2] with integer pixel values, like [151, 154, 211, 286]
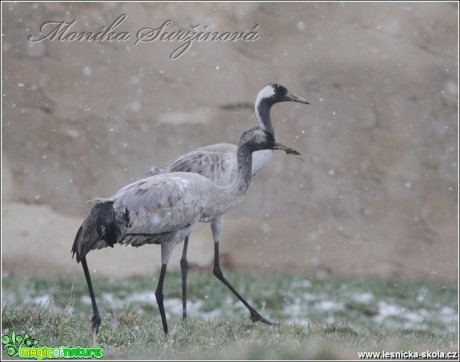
[255, 83, 287, 106]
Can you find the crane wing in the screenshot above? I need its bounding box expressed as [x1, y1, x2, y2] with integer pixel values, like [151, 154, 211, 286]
[146, 142, 271, 184]
[158, 143, 237, 185]
[113, 172, 211, 237]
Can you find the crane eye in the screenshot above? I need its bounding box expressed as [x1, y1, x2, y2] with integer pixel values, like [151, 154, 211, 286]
[273, 84, 286, 95]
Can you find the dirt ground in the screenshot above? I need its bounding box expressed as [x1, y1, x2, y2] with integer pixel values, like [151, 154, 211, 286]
[2, 2, 458, 284]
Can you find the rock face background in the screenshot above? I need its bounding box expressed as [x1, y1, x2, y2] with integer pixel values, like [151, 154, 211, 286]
[2, 2, 458, 282]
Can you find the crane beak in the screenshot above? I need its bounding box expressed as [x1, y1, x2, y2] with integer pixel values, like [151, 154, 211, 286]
[285, 91, 310, 104]
[273, 142, 301, 156]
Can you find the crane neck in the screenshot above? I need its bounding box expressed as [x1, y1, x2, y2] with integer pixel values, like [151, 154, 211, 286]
[255, 100, 275, 136]
[235, 142, 254, 195]
[204, 142, 254, 218]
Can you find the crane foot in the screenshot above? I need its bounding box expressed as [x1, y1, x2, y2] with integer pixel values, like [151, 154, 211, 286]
[250, 312, 279, 326]
[91, 315, 101, 335]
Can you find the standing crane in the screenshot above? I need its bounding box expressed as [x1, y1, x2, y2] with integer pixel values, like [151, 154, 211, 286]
[72, 127, 300, 336]
[145, 83, 309, 320]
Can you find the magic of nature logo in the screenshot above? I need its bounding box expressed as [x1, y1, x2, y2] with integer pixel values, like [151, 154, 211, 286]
[1, 331, 103, 360]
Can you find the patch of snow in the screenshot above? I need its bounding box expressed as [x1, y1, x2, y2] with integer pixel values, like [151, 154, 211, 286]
[315, 300, 343, 311]
[353, 292, 374, 304]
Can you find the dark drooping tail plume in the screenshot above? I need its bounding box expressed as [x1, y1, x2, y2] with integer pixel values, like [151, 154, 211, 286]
[71, 201, 121, 263]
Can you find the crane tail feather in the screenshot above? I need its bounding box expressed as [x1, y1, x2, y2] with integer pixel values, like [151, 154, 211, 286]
[72, 201, 119, 263]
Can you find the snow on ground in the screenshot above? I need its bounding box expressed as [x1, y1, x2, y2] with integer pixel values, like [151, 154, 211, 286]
[71, 290, 458, 333]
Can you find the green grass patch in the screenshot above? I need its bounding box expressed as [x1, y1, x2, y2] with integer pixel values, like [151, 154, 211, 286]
[2, 270, 458, 359]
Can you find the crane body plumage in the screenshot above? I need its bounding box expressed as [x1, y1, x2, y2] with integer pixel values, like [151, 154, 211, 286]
[72, 174, 208, 263]
[73, 164, 251, 263]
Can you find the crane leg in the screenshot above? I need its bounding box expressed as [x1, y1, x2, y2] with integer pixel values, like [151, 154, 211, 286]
[212, 241, 278, 326]
[81, 256, 101, 335]
[180, 236, 189, 320]
[155, 263, 169, 336]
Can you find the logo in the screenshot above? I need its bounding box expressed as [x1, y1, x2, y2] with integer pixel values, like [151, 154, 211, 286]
[2, 331, 103, 360]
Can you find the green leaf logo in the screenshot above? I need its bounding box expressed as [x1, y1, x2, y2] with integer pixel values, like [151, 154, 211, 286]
[1, 331, 39, 357]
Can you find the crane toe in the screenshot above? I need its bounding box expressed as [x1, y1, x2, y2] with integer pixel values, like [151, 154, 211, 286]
[91, 315, 101, 334]
[250, 311, 278, 326]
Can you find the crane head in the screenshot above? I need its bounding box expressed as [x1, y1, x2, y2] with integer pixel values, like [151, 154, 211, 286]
[256, 83, 310, 107]
[239, 127, 301, 156]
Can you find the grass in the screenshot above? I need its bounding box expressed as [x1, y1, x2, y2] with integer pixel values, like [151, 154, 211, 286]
[2, 269, 458, 359]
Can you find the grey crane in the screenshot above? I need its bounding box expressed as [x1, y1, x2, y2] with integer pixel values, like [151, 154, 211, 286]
[145, 83, 309, 321]
[72, 127, 300, 336]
